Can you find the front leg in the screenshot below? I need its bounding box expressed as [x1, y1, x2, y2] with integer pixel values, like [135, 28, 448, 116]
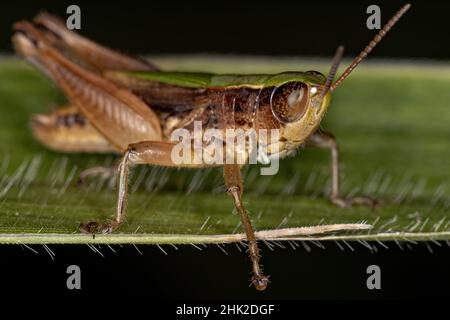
[305, 130, 378, 209]
[223, 165, 269, 291]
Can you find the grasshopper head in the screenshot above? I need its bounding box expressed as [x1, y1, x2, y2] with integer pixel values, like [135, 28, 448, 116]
[270, 42, 343, 126]
[267, 47, 342, 155]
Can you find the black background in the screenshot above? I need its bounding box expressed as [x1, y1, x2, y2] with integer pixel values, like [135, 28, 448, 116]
[2, 242, 450, 300]
[0, 0, 449, 302]
[0, 0, 449, 59]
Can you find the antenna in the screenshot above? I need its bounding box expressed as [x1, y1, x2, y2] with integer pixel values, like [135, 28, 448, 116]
[331, 3, 411, 91]
[320, 45, 344, 98]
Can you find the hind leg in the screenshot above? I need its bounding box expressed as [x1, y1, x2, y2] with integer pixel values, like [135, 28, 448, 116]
[31, 105, 119, 184]
[13, 21, 163, 151]
[31, 105, 117, 153]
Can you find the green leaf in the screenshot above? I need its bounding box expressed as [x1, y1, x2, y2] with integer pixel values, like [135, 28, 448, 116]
[0, 57, 449, 244]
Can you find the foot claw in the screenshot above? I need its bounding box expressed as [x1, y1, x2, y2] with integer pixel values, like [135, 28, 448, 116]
[251, 274, 270, 291]
[79, 220, 118, 234]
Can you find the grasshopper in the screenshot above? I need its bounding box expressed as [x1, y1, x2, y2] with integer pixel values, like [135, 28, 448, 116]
[12, 4, 410, 291]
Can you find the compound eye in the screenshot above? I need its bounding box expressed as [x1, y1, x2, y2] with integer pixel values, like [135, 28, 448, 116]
[270, 82, 309, 123]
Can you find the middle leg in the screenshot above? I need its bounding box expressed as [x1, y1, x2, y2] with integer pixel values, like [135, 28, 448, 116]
[79, 140, 186, 234]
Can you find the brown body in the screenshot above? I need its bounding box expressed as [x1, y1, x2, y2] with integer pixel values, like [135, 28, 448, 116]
[33, 81, 327, 162]
[33, 74, 319, 159]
